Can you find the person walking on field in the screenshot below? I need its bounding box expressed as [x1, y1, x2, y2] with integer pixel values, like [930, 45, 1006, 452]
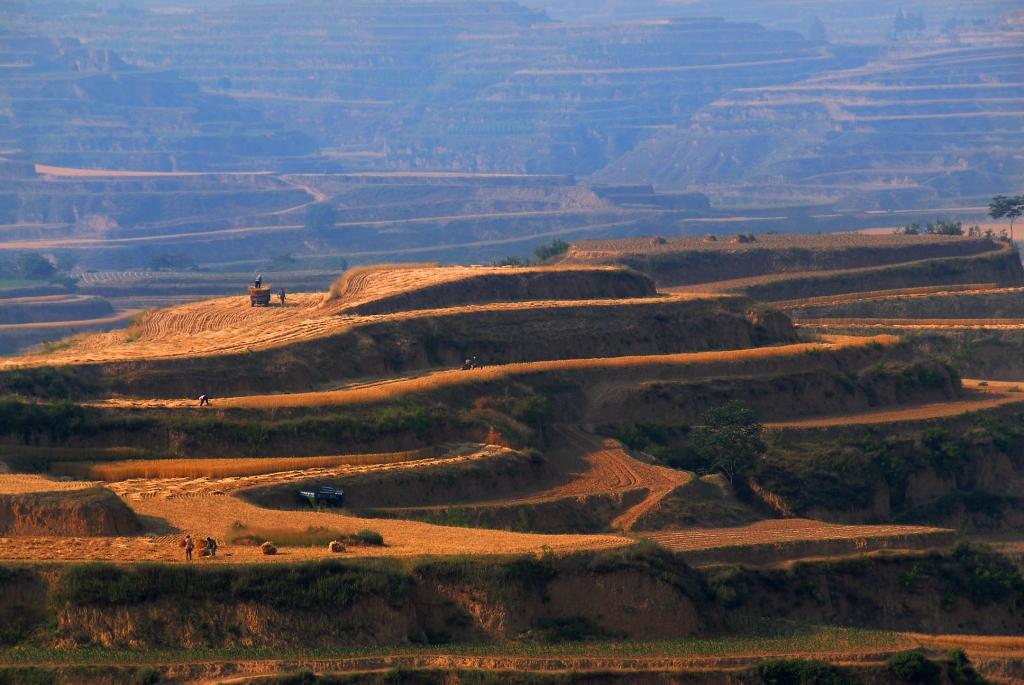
[279, 288, 286, 305]
[206, 536, 218, 558]
[183, 534, 194, 561]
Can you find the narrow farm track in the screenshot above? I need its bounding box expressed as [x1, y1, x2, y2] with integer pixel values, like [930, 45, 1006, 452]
[0, 309, 139, 332]
[665, 241, 1015, 296]
[766, 380, 1024, 429]
[90, 336, 897, 410]
[645, 520, 952, 553]
[776, 283, 1006, 310]
[107, 446, 511, 501]
[796, 318, 1024, 331]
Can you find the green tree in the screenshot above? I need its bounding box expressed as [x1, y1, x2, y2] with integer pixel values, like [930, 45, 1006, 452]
[304, 203, 336, 232]
[989, 195, 1024, 242]
[533, 239, 570, 263]
[924, 219, 963, 236]
[689, 401, 765, 486]
[15, 253, 57, 281]
[886, 650, 940, 683]
[894, 223, 920, 235]
[146, 252, 196, 272]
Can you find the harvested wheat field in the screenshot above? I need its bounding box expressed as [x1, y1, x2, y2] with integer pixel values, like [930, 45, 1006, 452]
[51, 449, 430, 480]
[0, 277, 723, 370]
[91, 335, 898, 410]
[0, 473, 99, 495]
[324, 263, 653, 313]
[0, 446, 634, 562]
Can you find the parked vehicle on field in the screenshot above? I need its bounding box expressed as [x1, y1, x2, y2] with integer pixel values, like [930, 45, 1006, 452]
[298, 485, 345, 507]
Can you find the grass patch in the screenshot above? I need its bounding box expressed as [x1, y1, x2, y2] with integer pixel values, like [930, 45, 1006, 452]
[55, 560, 409, 610]
[0, 625, 910, 665]
[230, 526, 385, 548]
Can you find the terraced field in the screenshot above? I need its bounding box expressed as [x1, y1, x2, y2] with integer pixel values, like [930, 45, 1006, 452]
[647, 520, 953, 557]
[0, 256, 976, 568]
[765, 380, 1024, 429]
[88, 335, 893, 410]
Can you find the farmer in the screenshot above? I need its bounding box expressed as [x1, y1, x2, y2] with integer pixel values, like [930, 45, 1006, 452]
[254, 274, 262, 289]
[183, 534, 194, 562]
[206, 536, 218, 558]
[198, 394, 210, 407]
[279, 287, 286, 305]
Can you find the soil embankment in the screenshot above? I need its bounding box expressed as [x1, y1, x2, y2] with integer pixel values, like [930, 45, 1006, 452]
[565, 235, 1006, 287]
[0, 486, 141, 536]
[2, 546, 1021, 651]
[329, 264, 658, 315]
[0, 295, 794, 399]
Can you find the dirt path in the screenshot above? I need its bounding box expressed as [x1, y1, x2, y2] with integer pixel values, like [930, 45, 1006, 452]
[646, 520, 951, 553]
[107, 446, 509, 500]
[765, 380, 1024, 429]
[777, 284, 1007, 310]
[33, 165, 274, 178]
[665, 242, 1013, 296]
[796, 318, 1024, 331]
[0, 309, 139, 332]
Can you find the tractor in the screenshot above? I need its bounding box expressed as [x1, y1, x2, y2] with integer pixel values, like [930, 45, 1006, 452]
[249, 285, 272, 306]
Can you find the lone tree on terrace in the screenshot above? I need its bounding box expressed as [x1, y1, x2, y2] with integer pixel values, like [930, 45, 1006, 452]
[989, 195, 1024, 243]
[689, 400, 765, 486]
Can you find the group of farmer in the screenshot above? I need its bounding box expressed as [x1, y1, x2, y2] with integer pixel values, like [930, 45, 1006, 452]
[181, 534, 218, 561]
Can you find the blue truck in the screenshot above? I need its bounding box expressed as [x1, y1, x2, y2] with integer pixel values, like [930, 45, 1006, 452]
[297, 485, 345, 507]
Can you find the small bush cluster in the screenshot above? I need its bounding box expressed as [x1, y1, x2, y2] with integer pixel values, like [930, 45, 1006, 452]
[887, 650, 940, 683]
[755, 658, 856, 685]
[230, 526, 384, 549]
[56, 561, 410, 610]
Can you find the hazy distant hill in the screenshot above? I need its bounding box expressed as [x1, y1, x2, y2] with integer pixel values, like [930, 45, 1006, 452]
[592, 38, 1024, 210]
[0, 35, 317, 171]
[2, 2, 858, 175]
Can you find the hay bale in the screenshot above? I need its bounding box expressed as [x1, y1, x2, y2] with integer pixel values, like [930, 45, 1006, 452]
[260, 541, 277, 555]
[328, 540, 346, 553]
